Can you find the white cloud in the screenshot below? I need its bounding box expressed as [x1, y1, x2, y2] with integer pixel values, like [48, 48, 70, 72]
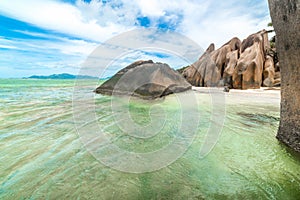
[136, 0, 166, 17]
[0, 0, 271, 46]
[178, 0, 272, 48]
[0, 44, 19, 49]
[0, 33, 97, 56]
[0, 0, 272, 77]
[0, 0, 131, 42]
[0, 33, 98, 78]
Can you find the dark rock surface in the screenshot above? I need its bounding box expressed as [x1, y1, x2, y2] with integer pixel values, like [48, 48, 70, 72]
[95, 60, 192, 99]
[268, 0, 300, 153]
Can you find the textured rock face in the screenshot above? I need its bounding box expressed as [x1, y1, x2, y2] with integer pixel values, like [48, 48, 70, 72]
[224, 50, 239, 87]
[180, 30, 281, 89]
[95, 60, 192, 99]
[182, 38, 241, 87]
[274, 71, 281, 87]
[233, 31, 267, 89]
[210, 37, 241, 79]
[181, 43, 215, 86]
[268, 0, 300, 152]
[263, 55, 275, 87]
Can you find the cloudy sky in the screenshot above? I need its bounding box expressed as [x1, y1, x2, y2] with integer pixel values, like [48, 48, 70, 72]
[0, 0, 271, 78]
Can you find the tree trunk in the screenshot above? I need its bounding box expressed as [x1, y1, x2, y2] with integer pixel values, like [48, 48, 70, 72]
[268, 0, 300, 152]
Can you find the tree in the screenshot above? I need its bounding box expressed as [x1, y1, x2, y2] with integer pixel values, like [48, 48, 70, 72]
[268, 22, 273, 27]
[266, 22, 276, 48]
[268, 0, 300, 152]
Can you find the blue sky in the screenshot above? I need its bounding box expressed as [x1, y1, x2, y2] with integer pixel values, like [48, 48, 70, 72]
[0, 0, 271, 78]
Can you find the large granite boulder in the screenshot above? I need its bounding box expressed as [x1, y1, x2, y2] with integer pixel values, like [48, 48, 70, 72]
[263, 55, 275, 87]
[223, 50, 239, 88]
[182, 38, 241, 87]
[180, 30, 280, 90]
[181, 43, 215, 86]
[274, 71, 281, 87]
[233, 30, 270, 89]
[210, 37, 241, 78]
[95, 60, 192, 99]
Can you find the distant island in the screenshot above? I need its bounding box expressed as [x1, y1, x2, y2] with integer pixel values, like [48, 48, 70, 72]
[25, 73, 98, 79]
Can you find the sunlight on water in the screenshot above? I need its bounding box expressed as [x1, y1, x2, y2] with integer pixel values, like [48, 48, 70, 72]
[0, 79, 299, 199]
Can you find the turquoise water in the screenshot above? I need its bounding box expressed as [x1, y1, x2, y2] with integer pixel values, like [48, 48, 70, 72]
[0, 79, 299, 199]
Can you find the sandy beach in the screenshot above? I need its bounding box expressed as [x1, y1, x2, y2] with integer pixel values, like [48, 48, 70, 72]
[192, 87, 280, 105]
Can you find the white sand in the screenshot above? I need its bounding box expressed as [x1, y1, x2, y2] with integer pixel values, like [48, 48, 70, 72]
[192, 86, 281, 105]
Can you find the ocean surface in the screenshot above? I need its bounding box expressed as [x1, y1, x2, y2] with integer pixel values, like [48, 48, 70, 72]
[0, 79, 299, 199]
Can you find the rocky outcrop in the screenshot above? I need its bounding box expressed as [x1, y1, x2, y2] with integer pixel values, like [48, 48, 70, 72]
[223, 50, 239, 87]
[233, 31, 269, 89]
[180, 30, 281, 89]
[263, 55, 275, 87]
[181, 43, 215, 86]
[274, 71, 281, 87]
[268, 0, 300, 153]
[182, 38, 241, 87]
[95, 60, 192, 99]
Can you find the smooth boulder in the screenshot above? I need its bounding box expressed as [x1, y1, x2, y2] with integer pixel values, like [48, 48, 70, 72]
[95, 60, 192, 99]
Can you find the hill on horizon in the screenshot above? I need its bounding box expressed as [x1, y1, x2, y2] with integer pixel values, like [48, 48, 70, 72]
[25, 73, 99, 80]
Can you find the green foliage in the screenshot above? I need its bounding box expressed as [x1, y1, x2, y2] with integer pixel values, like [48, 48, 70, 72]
[267, 22, 276, 48]
[270, 35, 276, 48]
[176, 65, 189, 74]
[270, 42, 276, 49]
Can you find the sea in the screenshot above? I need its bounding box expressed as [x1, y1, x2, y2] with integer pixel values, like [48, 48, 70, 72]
[0, 79, 299, 199]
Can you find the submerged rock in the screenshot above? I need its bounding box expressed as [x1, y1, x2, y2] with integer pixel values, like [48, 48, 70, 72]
[95, 60, 192, 99]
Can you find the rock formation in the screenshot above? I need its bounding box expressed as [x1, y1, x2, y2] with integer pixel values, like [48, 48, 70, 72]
[263, 55, 275, 87]
[268, 0, 300, 152]
[180, 30, 281, 89]
[233, 31, 269, 89]
[95, 60, 192, 99]
[223, 50, 239, 87]
[182, 38, 241, 87]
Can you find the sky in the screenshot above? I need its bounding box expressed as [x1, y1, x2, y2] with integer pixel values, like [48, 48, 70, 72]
[0, 0, 272, 78]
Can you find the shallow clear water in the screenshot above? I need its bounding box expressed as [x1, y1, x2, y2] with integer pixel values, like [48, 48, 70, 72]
[0, 79, 299, 199]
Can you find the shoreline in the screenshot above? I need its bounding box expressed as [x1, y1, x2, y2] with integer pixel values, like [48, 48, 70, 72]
[192, 86, 281, 104]
[192, 86, 280, 95]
